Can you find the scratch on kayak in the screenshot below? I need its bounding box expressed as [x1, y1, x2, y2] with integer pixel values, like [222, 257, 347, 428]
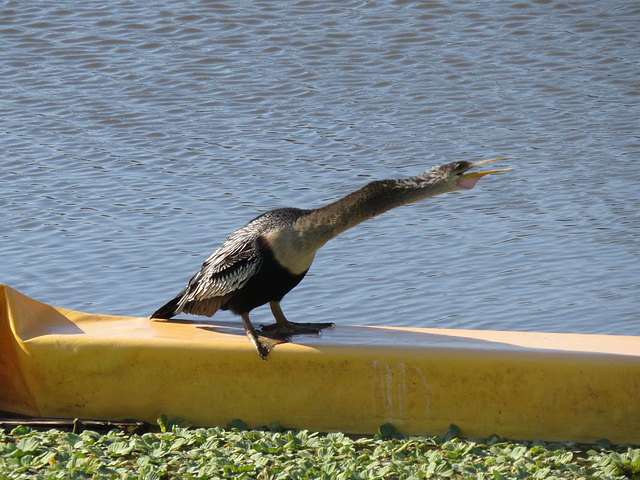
[411, 363, 431, 420]
[372, 359, 431, 423]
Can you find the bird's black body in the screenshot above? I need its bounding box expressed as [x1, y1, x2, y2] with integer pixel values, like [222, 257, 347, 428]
[152, 207, 310, 320]
[220, 238, 308, 315]
[151, 158, 509, 359]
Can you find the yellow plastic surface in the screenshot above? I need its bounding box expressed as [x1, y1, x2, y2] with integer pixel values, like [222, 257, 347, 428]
[1, 284, 639, 443]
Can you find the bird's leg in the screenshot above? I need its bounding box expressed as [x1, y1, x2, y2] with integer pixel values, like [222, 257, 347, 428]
[241, 312, 288, 360]
[259, 301, 335, 336]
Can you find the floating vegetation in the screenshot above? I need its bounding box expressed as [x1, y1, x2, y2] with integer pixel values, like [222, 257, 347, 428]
[1, 418, 638, 479]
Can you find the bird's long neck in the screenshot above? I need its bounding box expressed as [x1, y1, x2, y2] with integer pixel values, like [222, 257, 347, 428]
[267, 169, 454, 275]
[301, 175, 451, 243]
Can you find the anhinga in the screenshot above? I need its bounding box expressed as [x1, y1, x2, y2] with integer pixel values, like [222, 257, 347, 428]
[151, 157, 509, 359]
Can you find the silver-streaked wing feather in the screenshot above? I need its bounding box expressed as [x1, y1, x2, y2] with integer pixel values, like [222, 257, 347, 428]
[176, 229, 263, 316]
[158, 208, 309, 318]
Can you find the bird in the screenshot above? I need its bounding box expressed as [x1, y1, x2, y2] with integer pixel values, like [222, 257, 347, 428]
[151, 157, 509, 359]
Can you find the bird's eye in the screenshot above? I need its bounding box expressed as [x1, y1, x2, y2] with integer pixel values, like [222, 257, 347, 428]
[454, 161, 472, 174]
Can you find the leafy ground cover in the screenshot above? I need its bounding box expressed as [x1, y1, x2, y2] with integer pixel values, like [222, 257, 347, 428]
[1, 417, 639, 480]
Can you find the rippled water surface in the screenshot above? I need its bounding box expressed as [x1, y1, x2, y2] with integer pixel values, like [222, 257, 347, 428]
[2, 1, 639, 335]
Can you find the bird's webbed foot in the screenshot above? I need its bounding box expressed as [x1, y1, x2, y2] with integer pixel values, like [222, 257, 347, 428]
[252, 332, 290, 360]
[259, 321, 335, 336]
[242, 313, 289, 360]
[263, 301, 334, 337]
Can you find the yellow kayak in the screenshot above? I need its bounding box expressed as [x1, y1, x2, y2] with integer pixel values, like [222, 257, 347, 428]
[1, 284, 639, 443]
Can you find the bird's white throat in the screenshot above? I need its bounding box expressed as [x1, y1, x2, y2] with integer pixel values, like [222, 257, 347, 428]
[264, 227, 319, 275]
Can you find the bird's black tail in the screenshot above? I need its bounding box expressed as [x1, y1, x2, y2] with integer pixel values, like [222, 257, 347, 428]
[150, 295, 182, 319]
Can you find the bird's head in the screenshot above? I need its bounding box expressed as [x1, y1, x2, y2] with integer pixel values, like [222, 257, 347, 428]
[441, 157, 511, 191]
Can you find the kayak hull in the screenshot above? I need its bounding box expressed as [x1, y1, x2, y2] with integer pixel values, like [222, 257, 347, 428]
[2, 284, 639, 443]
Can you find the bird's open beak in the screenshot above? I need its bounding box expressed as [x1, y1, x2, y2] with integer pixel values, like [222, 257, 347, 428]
[456, 157, 511, 190]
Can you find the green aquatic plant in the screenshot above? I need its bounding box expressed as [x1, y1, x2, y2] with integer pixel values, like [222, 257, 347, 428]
[0, 419, 638, 479]
[157, 414, 191, 433]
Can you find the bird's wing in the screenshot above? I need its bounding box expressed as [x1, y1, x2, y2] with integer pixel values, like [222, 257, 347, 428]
[176, 232, 263, 316]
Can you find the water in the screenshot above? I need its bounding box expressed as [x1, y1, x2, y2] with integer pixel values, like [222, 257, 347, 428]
[2, 0, 639, 336]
